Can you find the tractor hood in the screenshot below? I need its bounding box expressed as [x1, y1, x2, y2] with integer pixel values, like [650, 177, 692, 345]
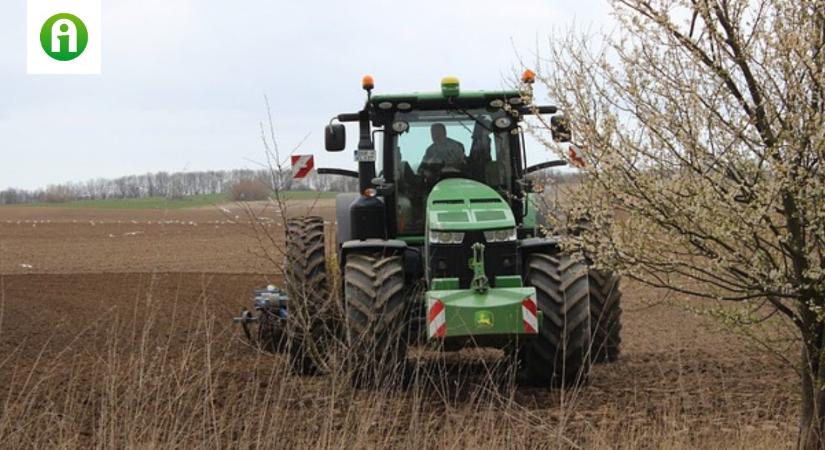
[427, 178, 515, 231]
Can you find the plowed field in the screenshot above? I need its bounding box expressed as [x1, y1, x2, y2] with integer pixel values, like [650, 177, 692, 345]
[0, 201, 797, 448]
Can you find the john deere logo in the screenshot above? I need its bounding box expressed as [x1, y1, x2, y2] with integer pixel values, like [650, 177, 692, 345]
[475, 310, 494, 328]
[40, 13, 88, 61]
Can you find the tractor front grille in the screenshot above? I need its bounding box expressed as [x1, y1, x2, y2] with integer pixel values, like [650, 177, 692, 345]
[428, 231, 518, 289]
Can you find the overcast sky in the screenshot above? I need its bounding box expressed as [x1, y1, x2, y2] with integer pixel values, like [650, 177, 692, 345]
[0, 0, 612, 190]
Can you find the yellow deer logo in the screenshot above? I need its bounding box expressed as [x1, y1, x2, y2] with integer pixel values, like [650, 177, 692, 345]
[475, 311, 494, 328]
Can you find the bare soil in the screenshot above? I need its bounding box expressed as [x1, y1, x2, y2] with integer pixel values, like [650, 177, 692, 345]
[0, 201, 332, 273]
[0, 201, 798, 448]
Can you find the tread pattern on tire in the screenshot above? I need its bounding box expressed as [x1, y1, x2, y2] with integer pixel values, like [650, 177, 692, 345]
[520, 253, 591, 387]
[284, 216, 328, 375]
[589, 269, 622, 363]
[344, 252, 407, 385]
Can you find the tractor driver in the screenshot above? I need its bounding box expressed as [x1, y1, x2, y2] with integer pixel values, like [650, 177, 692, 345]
[419, 123, 466, 171]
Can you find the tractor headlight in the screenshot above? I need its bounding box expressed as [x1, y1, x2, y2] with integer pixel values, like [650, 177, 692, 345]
[483, 228, 516, 242]
[429, 230, 465, 244]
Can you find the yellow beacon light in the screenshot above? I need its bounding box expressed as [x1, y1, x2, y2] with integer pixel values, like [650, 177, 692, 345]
[441, 76, 460, 97]
[521, 69, 536, 84]
[362, 75, 374, 91]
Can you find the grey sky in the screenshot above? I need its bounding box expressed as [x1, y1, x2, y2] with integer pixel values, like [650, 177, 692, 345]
[0, 0, 611, 190]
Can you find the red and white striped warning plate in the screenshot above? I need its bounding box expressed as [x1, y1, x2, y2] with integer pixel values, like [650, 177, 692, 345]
[427, 298, 446, 338]
[522, 296, 538, 333]
[291, 154, 314, 179]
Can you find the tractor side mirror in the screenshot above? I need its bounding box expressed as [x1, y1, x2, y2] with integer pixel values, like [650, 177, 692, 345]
[325, 124, 346, 151]
[550, 115, 572, 143]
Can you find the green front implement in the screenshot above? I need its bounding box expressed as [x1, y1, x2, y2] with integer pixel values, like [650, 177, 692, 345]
[425, 275, 539, 342]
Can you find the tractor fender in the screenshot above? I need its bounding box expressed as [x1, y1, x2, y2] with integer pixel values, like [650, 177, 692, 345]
[519, 237, 561, 262]
[341, 239, 407, 254]
[335, 193, 360, 246]
[340, 239, 408, 269]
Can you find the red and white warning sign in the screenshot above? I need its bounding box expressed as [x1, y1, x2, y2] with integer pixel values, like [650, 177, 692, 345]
[427, 298, 446, 338]
[522, 296, 539, 334]
[568, 144, 586, 168]
[291, 154, 315, 179]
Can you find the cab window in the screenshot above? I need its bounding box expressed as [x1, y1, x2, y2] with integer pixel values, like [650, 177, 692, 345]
[391, 109, 512, 235]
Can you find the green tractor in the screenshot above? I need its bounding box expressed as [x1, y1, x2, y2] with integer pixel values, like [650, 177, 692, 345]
[275, 73, 622, 387]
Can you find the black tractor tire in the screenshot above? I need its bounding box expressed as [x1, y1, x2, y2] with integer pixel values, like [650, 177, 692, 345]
[589, 269, 622, 363]
[284, 216, 330, 375]
[518, 253, 591, 387]
[344, 252, 408, 387]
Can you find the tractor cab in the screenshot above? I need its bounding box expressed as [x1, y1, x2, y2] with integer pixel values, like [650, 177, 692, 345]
[323, 73, 570, 250]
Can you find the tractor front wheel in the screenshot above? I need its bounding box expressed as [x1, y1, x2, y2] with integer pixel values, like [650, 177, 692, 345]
[518, 253, 591, 387]
[344, 252, 408, 387]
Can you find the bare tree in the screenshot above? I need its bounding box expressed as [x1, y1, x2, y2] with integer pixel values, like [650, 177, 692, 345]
[533, 0, 825, 446]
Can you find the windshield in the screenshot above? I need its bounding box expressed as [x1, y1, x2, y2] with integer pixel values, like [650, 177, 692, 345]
[391, 109, 513, 235]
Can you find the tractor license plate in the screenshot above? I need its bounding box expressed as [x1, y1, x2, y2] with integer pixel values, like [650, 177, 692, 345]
[354, 149, 376, 162]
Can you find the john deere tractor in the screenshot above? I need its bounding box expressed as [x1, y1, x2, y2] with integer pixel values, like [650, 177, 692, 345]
[242, 72, 622, 387]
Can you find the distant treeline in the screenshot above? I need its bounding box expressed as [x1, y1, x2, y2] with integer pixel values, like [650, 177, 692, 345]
[0, 169, 358, 205]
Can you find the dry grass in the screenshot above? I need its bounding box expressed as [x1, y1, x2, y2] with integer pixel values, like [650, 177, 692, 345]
[0, 275, 796, 450]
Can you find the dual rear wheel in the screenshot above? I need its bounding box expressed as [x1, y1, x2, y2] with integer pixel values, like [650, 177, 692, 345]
[589, 269, 622, 363]
[283, 216, 334, 375]
[283, 216, 410, 384]
[517, 252, 623, 387]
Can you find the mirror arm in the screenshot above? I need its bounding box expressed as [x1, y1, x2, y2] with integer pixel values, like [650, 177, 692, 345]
[337, 113, 360, 122]
[317, 168, 358, 178]
[525, 160, 567, 174]
[518, 105, 558, 115]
